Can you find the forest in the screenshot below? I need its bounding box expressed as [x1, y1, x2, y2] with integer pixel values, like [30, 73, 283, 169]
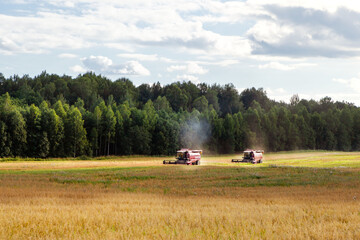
[0, 71, 359, 158]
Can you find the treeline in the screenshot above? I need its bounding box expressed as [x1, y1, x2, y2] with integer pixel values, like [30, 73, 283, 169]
[0, 71, 359, 158]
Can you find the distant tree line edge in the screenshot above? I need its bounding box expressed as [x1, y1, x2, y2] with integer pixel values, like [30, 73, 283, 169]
[0, 71, 359, 158]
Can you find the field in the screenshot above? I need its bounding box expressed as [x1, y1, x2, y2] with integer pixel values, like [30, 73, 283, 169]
[0, 151, 360, 239]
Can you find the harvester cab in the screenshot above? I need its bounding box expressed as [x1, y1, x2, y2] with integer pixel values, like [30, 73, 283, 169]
[232, 149, 264, 164]
[163, 149, 202, 165]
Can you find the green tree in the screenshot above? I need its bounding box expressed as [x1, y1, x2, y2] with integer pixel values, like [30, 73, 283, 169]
[102, 106, 116, 155]
[193, 96, 208, 112]
[153, 96, 172, 112]
[42, 107, 64, 157]
[219, 84, 242, 115]
[233, 112, 246, 152]
[165, 84, 188, 111]
[222, 114, 235, 153]
[65, 107, 88, 157]
[92, 106, 102, 156]
[26, 104, 49, 158]
[337, 108, 353, 151]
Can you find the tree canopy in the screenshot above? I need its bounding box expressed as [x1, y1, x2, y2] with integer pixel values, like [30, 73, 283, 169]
[0, 71, 359, 157]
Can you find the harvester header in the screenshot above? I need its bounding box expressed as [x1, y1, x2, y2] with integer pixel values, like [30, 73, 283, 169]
[232, 149, 264, 164]
[163, 149, 202, 165]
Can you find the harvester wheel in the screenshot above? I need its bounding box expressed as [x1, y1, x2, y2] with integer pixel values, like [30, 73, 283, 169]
[197, 160, 200, 165]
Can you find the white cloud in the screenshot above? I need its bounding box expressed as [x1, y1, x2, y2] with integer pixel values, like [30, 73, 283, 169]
[176, 74, 199, 82]
[83, 56, 113, 72]
[47, 0, 75, 8]
[265, 87, 294, 103]
[0, 37, 20, 55]
[248, 21, 294, 45]
[70, 64, 86, 73]
[247, 5, 360, 58]
[191, 59, 240, 67]
[117, 53, 172, 62]
[4, 0, 360, 59]
[118, 53, 158, 61]
[250, 0, 360, 13]
[236, 87, 245, 94]
[258, 61, 316, 71]
[265, 86, 360, 105]
[216, 59, 240, 67]
[315, 93, 360, 105]
[5, 0, 360, 93]
[0, 0, 252, 58]
[82, 55, 150, 76]
[187, 62, 208, 75]
[7, 0, 27, 4]
[266, 87, 286, 95]
[333, 74, 360, 93]
[58, 53, 78, 58]
[167, 65, 187, 72]
[117, 61, 151, 76]
[167, 62, 208, 75]
[259, 62, 294, 71]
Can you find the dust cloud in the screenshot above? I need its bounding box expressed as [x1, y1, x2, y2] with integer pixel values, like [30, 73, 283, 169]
[179, 117, 210, 151]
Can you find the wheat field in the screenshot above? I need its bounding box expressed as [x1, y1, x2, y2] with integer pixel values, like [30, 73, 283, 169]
[0, 151, 360, 239]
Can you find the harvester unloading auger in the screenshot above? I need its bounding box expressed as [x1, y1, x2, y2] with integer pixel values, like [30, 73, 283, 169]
[232, 149, 264, 164]
[163, 149, 202, 165]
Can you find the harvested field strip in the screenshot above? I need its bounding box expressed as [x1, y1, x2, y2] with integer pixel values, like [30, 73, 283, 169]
[1, 166, 359, 196]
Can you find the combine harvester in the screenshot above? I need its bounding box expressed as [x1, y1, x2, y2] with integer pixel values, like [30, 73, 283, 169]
[163, 149, 202, 165]
[232, 149, 264, 164]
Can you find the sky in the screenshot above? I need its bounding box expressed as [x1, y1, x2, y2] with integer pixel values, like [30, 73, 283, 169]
[1, 0, 360, 105]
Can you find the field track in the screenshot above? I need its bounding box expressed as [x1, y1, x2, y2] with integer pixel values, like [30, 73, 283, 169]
[1, 151, 360, 170]
[0, 151, 360, 239]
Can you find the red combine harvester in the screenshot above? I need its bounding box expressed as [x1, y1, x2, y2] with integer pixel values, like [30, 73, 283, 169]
[163, 149, 202, 165]
[232, 149, 264, 164]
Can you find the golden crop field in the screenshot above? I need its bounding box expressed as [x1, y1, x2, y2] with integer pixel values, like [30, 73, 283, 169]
[0, 151, 360, 239]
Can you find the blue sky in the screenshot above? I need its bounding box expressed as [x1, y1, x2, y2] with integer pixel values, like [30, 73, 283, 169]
[1, 0, 360, 105]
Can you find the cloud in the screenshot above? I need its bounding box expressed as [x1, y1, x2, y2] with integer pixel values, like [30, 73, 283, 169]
[0, 37, 21, 55]
[118, 53, 158, 61]
[82, 56, 112, 72]
[58, 53, 78, 58]
[0, 0, 253, 58]
[116, 61, 151, 76]
[4, 0, 360, 61]
[259, 62, 294, 71]
[50, 0, 75, 8]
[176, 74, 199, 82]
[258, 61, 316, 70]
[187, 62, 208, 74]
[117, 53, 172, 62]
[167, 65, 187, 72]
[262, 87, 291, 103]
[266, 88, 286, 94]
[236, 87, 246, 94]
[250, 0, 360, 13]
[212, 59, 240, 67]
[82, 55, 150, 76]
[248, 6, 360, 57]
[70, 64, 86, 73]
[266, 85, 360, 105]
[167, 62, 208, 75]
[333, 74, 360, 93]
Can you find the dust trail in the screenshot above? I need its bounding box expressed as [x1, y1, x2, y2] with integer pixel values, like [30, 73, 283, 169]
[179, 117, 210, 152]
